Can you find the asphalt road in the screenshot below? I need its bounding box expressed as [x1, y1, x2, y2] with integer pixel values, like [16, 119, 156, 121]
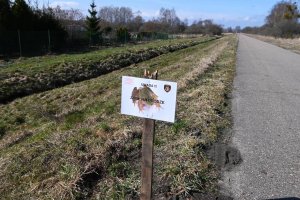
[222, 34, 300, 199]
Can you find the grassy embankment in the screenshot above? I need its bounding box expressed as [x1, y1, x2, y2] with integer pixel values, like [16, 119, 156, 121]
[247, 34, 300, 54]
[0, 36, 217, 103]
[0, 35, 237, 199]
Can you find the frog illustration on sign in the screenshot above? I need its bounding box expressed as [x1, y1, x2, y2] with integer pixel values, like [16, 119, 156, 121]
[131, 86, 161, 112]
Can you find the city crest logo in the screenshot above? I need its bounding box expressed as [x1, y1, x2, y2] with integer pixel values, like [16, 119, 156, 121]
[164, 84, 171, 93]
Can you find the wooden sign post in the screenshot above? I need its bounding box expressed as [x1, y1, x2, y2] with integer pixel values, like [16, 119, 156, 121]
[140, 70, 158, 200]
[141, 118, 155, 200]
[120, 70, 177, 200]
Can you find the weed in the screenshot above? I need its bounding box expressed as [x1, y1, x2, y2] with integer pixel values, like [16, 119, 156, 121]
[59, 163, 79, 181]
[108, 162, 130, 177]
[100, 122, 111, 132]
[79, 128, 92, 136]
[172, 120, 187, 134]
[132, 138, 141, 147]
[154, 136, 164, 146]
[64, 111, 85, 129]
[105, 102, 116, 115]
[167, 165, 181, 176]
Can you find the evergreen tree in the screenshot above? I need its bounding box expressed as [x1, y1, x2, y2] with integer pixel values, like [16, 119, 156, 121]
[11, 0, 34, 30]
[0, 0, 12, 55]
[86, 0, 100, 45]
[0, 0, 13, 29]
[0, 0, 67, 55]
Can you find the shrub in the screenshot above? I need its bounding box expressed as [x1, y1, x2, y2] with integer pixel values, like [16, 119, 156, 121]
[116, 27, 130, 43]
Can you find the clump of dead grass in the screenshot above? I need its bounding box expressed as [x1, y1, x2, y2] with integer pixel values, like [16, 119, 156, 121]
[178, 40, 228, 89]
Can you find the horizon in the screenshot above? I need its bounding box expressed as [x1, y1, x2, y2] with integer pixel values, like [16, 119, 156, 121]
[34, 0, 283, 28]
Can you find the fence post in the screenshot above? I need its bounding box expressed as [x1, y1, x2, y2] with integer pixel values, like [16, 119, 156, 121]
[17, 30, 22, 57]
[89, 31, 92, 46]
[48, 29, 51, 53]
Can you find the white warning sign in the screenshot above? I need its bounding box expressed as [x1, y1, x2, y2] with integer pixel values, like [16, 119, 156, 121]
[121, 76, 177, 123]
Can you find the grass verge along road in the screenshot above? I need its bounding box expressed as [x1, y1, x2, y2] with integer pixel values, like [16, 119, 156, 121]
[247, 34, 300, 54]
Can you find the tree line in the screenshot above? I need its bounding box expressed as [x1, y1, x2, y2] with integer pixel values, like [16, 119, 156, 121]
[87, 4, 223, 44]
[0, 0, 223, 57]
[0, 0, 68, 56]
[242, 0, 300, 38]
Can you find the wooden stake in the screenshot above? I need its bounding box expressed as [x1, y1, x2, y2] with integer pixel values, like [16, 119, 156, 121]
[141, 69, 158, 200]
[141, 118, 155, 200]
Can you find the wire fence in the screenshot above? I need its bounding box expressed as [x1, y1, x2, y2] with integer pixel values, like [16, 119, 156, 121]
[0, 30, 67, 58]
[0, 30, 174, 59]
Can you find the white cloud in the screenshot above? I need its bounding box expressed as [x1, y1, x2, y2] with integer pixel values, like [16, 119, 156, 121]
[243, 16, 250, 21]
[140, 10, 160, 18]
[50, 1, 80, 9]
[175, 10, 266, 27]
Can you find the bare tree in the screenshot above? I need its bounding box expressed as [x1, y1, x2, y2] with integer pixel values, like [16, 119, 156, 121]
[129, 15, 144, 32]
[52, 6, 84, 21]
[140, 19, 163, 32]
[98, 6, 133, 27]
[185, 19, 223, 35]
[118, 7, 133, 24]
[98, 6, 114, 24]
[266, 0, 300, 37]
[158, 8, 181, 33]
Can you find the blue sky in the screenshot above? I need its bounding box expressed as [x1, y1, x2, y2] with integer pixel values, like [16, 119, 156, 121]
[43, 0, 281, 28]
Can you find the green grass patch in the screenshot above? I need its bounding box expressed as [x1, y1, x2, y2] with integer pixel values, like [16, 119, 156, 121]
[63, 111, 85, 130]
[100, 122, 111, 132]
[172, 119, 188, 134]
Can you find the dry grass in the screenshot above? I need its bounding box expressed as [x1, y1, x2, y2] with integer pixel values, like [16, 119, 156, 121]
[0, 35, 237, 199]
[152, 36, 236, 199]
[178, 40, 228, 89]
[248, 34, 300, 54]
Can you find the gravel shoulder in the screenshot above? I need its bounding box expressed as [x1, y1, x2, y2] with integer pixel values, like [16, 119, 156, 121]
[222, 34, 300, 199]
